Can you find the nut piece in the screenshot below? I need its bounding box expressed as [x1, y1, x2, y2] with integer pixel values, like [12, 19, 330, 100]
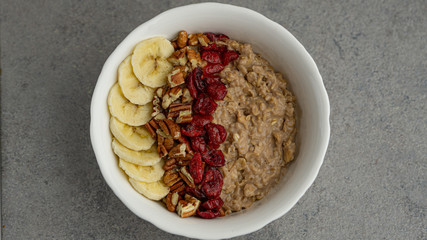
[167, 68, 186, 87]
[179, 166, 195, 188]
[157, 134, 168, 157]
[169, 143, 187, 158]
[197, 33, 211, 47]
[181, 88, 193, 103]
[176, 195, 201, 218]
[177, 31, 188, 48]
[168, 48, 188, 66]
[186, 47, 202, 68]
[163, 137, 174, 151]
[151, 96, 163, 118]
[176, 155, 192, 166]
[165, 192, 180, 212]
[163, 169, 181, 187]
[164, 118, 181, 140]
[188, 34, 199, 46]
[176, 110, 193, 124]
[162, 86, 183, 109]
[144, 123, 156, 139]
[170, 181, 185, 193]
[163, 158, 177, 171]
[157, 120, 170, 136]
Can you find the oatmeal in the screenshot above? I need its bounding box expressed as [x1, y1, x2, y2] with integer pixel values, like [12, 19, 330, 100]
[214, 40, 297, 213]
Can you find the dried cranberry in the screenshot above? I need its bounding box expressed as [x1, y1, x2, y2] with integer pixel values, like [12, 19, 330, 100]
[222, 50, 239, 66]
[191, 114, 213, 127]
[201, 167, 223, 199]
[204, 32, 229, 41]
[193, 95, 217, 115]
[204, 75, 221, 85]
[189, 152, 204, 184]
[206, 82, 227, 101]
[205, 123, 227, 149]
[197, 209, 221, 219]
[201, 198, 224, 211]
[185, 70, 198, 99]
[181, 123, 204, 137]
[202, 150, 225, 167]
[185, 186, 206, 200]
[193, 67, 207, 94]
[203, 63, 225, 75]
[202, 44, 227, 53]
[201, 51, 222, 64]
[190, 136, 208, 153]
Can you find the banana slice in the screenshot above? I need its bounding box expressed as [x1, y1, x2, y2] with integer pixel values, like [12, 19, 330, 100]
[112, 139, 161, 166]
[131, 36, 174, 88]
[107, 83, 153, 126]
[118, 56, 155, 105]
[119, 158, 164, 183]
[110, 117, 154, 151]
[129, 178, 169, 201]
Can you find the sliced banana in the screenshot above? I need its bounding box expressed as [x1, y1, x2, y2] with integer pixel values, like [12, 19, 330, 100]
[118, 56, 155, 105]
[107, 83, 153, 126]
[119, 158, 164, 183]
[129, 178, 169, 201]
[131, 36, 174, 88]
[112, 138, 161, 166]
[110, 117, 154, 151]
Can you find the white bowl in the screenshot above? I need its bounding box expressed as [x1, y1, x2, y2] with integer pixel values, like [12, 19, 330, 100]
[90, 2, 330, 239]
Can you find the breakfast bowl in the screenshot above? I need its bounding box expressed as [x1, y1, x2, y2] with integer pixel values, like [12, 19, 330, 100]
[90, 2, 330, 239]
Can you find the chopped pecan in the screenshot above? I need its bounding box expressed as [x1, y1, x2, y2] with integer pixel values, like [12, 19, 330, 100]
[176, 195, 201, 218]
[188, 34, 199, 46]
[165, 192, 180, 212]
[181, 88, 193, 103]
[164, 137, 174, 151]
[169, 143, 187, 158]
[177, 136, 193, 155]
[169, 103, 192, 113]
[167, 68, 185, 87]
[176, 155, 192, 166]
[162, 86, 182, 108]
[176, 111, 193, 124]
[170, 181, 185, 193]
[168, 48, 187, 66]
[156, 88, 165, 98]
[179, 166, 195, 188]
[197, 33, 211, 47]
[154, 113, 166, 120]
[144, 123, 156, 139]
[177, 31, 188, 48]
[151, 96, 163, 118]
[186, 47, 202, 68]
[163, 169, 181, 187]
[163, 158, 177, 171]
[171, 41, 178, 50]
[164, 119, 181, 139]
[157, 120, 170, 136]
[157, 134, 168, 157]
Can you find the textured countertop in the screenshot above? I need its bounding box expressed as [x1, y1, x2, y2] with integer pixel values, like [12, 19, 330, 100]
[1, 0, 426, 239]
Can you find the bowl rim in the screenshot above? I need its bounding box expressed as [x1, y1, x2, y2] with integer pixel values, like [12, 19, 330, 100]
[90, 2, 330, 239]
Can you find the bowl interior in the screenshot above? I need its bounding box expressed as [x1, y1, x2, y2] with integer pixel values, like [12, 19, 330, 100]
[90, 3, 329, 239]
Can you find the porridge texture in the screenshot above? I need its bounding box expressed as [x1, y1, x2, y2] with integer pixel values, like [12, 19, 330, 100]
[214, 39, 297, 213]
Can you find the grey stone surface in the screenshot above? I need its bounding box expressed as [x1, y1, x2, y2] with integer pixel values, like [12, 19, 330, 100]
[1, 0, 426, 239]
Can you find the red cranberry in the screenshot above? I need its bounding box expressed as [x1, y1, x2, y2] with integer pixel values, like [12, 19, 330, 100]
[193, 95, 217, 115]
[197, 209, 221, 219]
[181, 123, 205, 137]
[201, 51, 222, 64]
[202, 43, 227, 53]
[222, 50, 239, 66]
[205, 123, 227, 149]
[204, 75, 221, 85]
[201, 198, 224, 211]
[203, 63, 225, 75]
[189, 152, 204, 184]
[185, 70, 198, 99]
[190, 136, 208, 153]
[191, 114, 213, 127]
[204, 32, 230, 41]
[206, 82, 227, 101]
[202, 150, 225, 167]
[201, 167, 223, 199]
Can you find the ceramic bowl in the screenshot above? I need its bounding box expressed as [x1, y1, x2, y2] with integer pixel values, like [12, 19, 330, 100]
[90, 2, 330, 239]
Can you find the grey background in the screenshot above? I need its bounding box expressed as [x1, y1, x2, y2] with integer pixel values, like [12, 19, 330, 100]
[1, 0, 426, 239]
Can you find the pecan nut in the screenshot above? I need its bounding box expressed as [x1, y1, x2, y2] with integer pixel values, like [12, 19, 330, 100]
[164, 119, 181, 140]
[176, 194, 201, 218]
[165, 192, 180, 212]
[163, 158, 177, 171]
[168, 143, 187, 158]
[179, 166, 195, 188]
[163, 169, 181, 187]
[177, 31, 188, 48]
